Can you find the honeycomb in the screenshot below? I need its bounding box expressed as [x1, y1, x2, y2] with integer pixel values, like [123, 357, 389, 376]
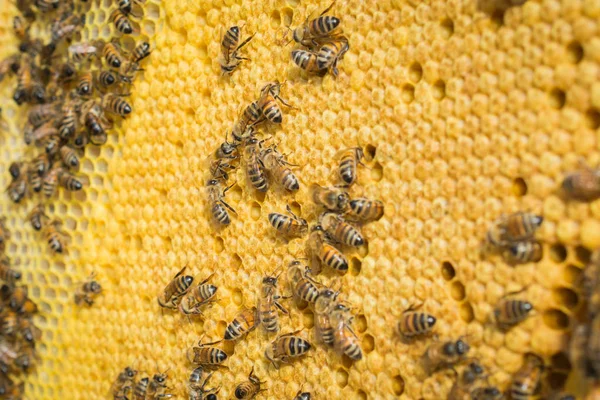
[1, 0, 600, 398]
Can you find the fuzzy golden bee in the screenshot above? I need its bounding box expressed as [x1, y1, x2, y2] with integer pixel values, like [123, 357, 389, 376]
[42, 165, 62, 198]
[74, 274, 102, 306]
[560, 164, 600, 202]
[232, 101, 262, 141]
[287, 261, 321, 305]
[494, 294, 534, 330]
[307, 225, 348, 274]
[502, 240, 543, 265]
[314, 288, 339, 346]
[220, 26, 254, 75]
[510, 353, 544, 400]
[98, 70, 117, 88]
[76, 71, 93, 96]
[207, 178, 236, 226]
[486, 212, 543, 249]
[258, 268, 289, 333]
[178, 274, 218, 316]
[258, 81, 292, 124]
[131, 41, 151, 63]
[346, 198, 384, 222]
[234, 367, 266, 400]
[320, 212, 364, 247]
[59, 170, 83, 191]
[215, 133, 239, 160]
[264, 330, 312, 368]
[132, 376, 149, 400]
[103, 41, 125, 69]
[148, 371, 171, 399]
[7, 174, 27, 203]
[59, 101, 78, 139]
[188, 366, 220, 400]
[28, 204, 47, 231]
[0, 264, 21, 286]
[110, 8, 136, 34]
[224, 307, 258, 341]
[337, 147, 363, 185]
[310, 184, 349, 212]
[396, 304, 437, 339]
[186, 337, 228, 367]
[268, 206, 308, 237]
[291, 49, 326, 75]
[316, 37, 349, 77]
[27, 166, 42, 193]
[111, 366, 137, 400]
[422, 338, 471, 374]
[43, 219, 68, 254]
[244, 137, 269, 193]
[448, 362, 485, 400]
[260, 146, 300, 191]
[103, 93, 132, 117]
[331, 303, 362, 361]
[292, 1, 340, 49]
[157, 266, 194, 309]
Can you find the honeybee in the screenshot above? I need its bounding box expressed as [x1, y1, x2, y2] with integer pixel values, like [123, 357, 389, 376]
[118, 0, 144, 16]
[103, 93, 132, 117]
[59, 61, 77, 82]
[111, 366, 137, 399]
[43, 219, 68, 254]
[59, 170, 83, 191]
[292, 1, 340, 49]
[8, 162, 22, 179]
[287, 261, 321, 305]
[40, 135, 60, 154]
[0, 218, 9, 246]
[59, 101, 78, 139]
[560, 164, 600, 202]
[77, 71, 93, 96]
[338, 147, 363, 185]
[232, 101, 262, 142]
[27, 166, 42, 193]
[84, 107, 110, 138]
[29, 102, 58, 128]
[148, 371, 171, 399]
[3, 285, 36, 314]
[117, 60, 141, 83]
[215, 133, 239, 160]
[186, 337, 228, 368]
[19, 317, 41, 347]
[294, 391, 311, 400]
[291, 49, 326, 75]
[0, 262, 20, 285]
[310, 184, 349, 212]
[50, 14, 82, 44]
[13, 346, 34, 372]
[207, 179, 236, 226]
[260, 146, 300, 191]
[7, 175, 27, 203]
[486, 212, 543, 249]
[224, 307, 258, 341]
[110, 8, 136, 34]
[314, 288, 339, 345]
[268, 206, 308, 237]
[0, 310, 17, 338]
[396, 304, 437, 339]
[331, 303, 362, 361]
[210, 159, 237, 181]
[502, 240, 543, 265]
[258, 81, 292, 124]
[157, 266, 194, 309]
[68, 42, 98, 63]
[510, 353, 544, 400]
[103, 41, 125, 68]
[244, 137, 268, 193]
[320, 212, 364, 247]
[494, 291, 534, 329]
[345, 198, 384, 222]
[422, 338, 471, 374]
[74, 129, 91, 148]
[234, 366, 266, 399]
[98, 70, 117, 87]
[470, 386, 503, 400]
[131, 41, 151, 63]
[74, 274, 102, 306]
[308, 225, 348, 274]
[220, 26, 255, 75]
[132, 377, 149, 400]
[13, 56, 32, 105]
[189, 366, 220, 400]
[178, 274, 218, 316]
[28, 204, 48, 231]
[31, 120, 58, 143]
[316, 37, 349, 77]
[60, 146, 80, 168]
[42, 165, 62, 197]
[265, 330, 312, 368]
[0, 55, 19, 83]
[448, 361, 485, 400]
[258, 268, 289, 332]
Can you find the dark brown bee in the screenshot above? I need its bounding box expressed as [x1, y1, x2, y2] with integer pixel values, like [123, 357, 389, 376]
[68, 42, 98, 63]
[510, 353, 544, 400]
[502, 241, 543, 265]
[74, 274, 102, 306]
[292, 1, 340, 48]
[43, 219, 68, 254]
[0, 218, 9, 246]
[28, 204, 48, 231]
[422, 338, 471, 374]
[42, 165, 62, 197]
[308, 225, 348, 274]
[178, 274, 218, 316]
[494, 294, 534, 329]
[224, 307, 258, 341]
[260, 146, 300, 191]
[131, 41, 151, 63]
[486, 212, 543, 248]
[7, 175, 27, 203]
[215, 133, 238, 160]
[448, 361, 485, 400]
[338, 147, 363, 185]
[287, 261, 321, 304]
[132, 377, 149, 400]
[77, 71, 93, 96]
[258, 268, 289, 332]
[320, 212, 364, 247]
[84, 110, 107, 137]
[265, 330, 312, 368]
[221, 26, 242, 59]
[316, 37, 349, 77]
[19, 317, 41, 347]
[59, 171, 83, 191]
[244, 137, 268, 192]
[40, 135, 60, 154]
[220, 27, 255, 75]
[2, 285, 34, 314]
[117, 60, 141, 83]
[148, 371, 171, 399]
[210, 159, 237, 181]
[27, 166, 42, 192]
[14, 346, 35, 373]
[157, 266, 194, 309]
[310, 184, 349, 211]
[561, 164, 600, 202]
[110, 8, 136, 34]
[111, 366, 137, 400]
[8, 162, 22, 179]
[232, 101, 262, 142]
[60, 146, 79, 168]
[234, 367, 266, 399]
[331, 303, 362, 361]
[345, 198, 384, 222]
[103, 93, 132, 116]
[314, 288, 339, 345]
[189, 366, 220, 400]
[59, 101, 77, 139]
[31, 120, 58, 143]
[470, 386, 503, 400]
[98, 70, 117, 87]
[396, 304, 437, 339]
[258, 81, 292, 124]
[73, 129, 91, 148]
[13, 56, 32, 105]
[186, 337, 228, 367]
[268, 206, 308, 237]
[103, 42, 125, 68]
[59, 61, 77, 81]
[0, 264, 21, 286]
[29, 103, 58, 128]
[291, 49, 325, 74]
[207, 179, 236, 226]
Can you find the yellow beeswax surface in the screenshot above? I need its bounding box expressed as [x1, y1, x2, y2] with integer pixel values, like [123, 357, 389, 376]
[0, 0, 599, 398]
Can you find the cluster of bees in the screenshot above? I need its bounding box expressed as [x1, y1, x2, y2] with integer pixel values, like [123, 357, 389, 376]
[0, 219, 41, 399]
[2, 0, 151, 256]
[111, 366, 175, 400]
